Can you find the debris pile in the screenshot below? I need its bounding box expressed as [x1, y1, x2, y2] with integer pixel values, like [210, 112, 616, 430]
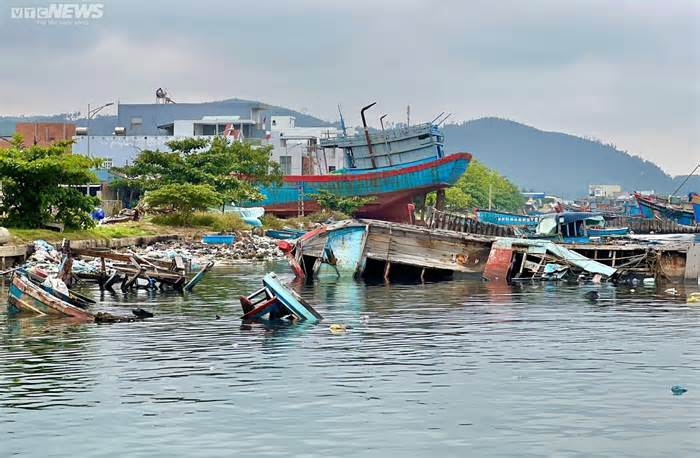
[134, 234, 285, 266]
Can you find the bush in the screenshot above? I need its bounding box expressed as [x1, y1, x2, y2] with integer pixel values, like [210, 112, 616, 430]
[261, 214, 285, 230]
[152, 211, 247, 232]
[310, 190, 375, 216]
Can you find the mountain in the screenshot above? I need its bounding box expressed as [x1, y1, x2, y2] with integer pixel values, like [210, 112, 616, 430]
[2, 103, 692, 198]
[442, 118, 680, 198]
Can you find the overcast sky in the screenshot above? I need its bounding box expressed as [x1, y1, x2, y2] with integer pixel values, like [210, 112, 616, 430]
[1, 0, 698, 175]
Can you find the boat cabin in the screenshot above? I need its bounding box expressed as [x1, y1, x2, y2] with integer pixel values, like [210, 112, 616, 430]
[535, 212, 606, 243]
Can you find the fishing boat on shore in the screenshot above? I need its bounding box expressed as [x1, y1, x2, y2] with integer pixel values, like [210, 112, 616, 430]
[635, 192, 698, 226]
[7, 272, 94, 320]
[254, 104, 470, 222]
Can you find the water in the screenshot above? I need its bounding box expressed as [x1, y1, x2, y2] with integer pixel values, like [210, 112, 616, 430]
[1, 262, 699, 457]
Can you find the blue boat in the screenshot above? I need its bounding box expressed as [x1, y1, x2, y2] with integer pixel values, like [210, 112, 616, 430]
[635, 193, 696, 226]
[256, 153, 471, 222]
[265, 228, 307, 240]
[535, 212, 629, 242]
[250, 105, 469, 222]
[587, 227, 629, 237]
[476, 209, 539, 227]
[201, 234, 236, 245]
[239, 273, 322, 322]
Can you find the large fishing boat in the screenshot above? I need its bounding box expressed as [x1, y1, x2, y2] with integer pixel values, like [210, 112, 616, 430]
[254, 104, 470, 222]
[634, 192, 698, 226]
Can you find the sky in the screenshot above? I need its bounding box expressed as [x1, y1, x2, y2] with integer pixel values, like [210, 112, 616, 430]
[0, 0, 698, 175]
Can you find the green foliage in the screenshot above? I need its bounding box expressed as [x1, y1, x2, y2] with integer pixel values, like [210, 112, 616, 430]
[145, 183, 221, 222]
[0, 137, 100, 228]
[311, 190, 375, 216]
[152, 211, 247, 231]
[113, 136, 282, 208]
[428, 159, 525, 213]
[261, 214, 285, 230]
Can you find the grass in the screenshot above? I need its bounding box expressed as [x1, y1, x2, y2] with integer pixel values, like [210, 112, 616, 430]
[8, 221, 158, 244]
[151, 211, 248, 232]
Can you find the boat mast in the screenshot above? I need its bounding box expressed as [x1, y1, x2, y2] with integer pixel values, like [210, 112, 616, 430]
[361, 102, 377, 168]
[380, 114, 393, 166]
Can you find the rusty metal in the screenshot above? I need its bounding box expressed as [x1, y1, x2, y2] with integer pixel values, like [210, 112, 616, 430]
[361, 102, 377, 168]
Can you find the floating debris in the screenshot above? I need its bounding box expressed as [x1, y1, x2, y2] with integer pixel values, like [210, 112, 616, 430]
[671, 385, 688, 395]
[329, 324, 348, 334]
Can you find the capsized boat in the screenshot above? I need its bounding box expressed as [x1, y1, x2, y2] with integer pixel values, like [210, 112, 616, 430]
[7, 272, 94, 320]
[239, 272, 322, 322]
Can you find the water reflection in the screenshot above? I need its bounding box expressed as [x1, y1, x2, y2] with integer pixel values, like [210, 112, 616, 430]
[0, 262, 699, 457]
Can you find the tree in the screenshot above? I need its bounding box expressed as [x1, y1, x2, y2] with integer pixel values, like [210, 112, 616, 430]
[427, 159, 525, 212]
[145, 183, 221, 224]
[112, 137, 282, 208]
[0, 135, 100, 228]
[311, 190, 375, 216]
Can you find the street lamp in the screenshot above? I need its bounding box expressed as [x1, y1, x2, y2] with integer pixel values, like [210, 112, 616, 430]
[86, 101, 114, 157]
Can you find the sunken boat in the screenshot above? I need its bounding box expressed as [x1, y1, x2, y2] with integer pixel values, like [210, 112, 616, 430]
[7, 272, 94, 320]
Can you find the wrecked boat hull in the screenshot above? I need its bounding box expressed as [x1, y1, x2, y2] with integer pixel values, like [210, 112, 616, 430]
[282, 219, 698, 284]
[283, 219, 494, 282]
[7, 274, 94, 320]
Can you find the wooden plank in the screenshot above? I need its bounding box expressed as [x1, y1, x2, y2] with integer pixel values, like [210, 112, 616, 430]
[685, 243, 700, 281]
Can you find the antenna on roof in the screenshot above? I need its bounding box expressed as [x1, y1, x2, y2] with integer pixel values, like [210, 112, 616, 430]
[406, 105, 410, 127]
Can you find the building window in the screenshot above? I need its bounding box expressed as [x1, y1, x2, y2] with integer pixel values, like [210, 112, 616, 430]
[279, 156, 292, 175]
[201, 124, 216, 136]
[130, 117, 143, 130]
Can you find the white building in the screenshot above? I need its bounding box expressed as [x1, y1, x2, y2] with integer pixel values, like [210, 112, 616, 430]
[268, 116, 349, 175]
[72, 110, 351, 177]
[588, 184, 622, 198]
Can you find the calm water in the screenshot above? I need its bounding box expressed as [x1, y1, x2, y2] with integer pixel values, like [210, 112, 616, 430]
[1, 261, 699, 457]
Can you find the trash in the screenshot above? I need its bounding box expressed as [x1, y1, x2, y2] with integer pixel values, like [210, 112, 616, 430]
[643, 277, 656, 286]
[132, 308, 154, 318]
[665, 288, 678, 295]
[584, 291, 599, 302]
[688, 293, 700, 303]
[671, 385, 687, 395]
[329, 324, 348, 334]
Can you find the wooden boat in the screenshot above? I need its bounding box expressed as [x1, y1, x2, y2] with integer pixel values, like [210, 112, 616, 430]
[239, 272, 322, 322]
[476, 209, 539, 227]
[635, 192, 697, 226]
[265, 228, 307, 240]
[255, 153, 471, 222]
[251, 109, 469, 222]
[7, 273, 94, 320]
[279, 219, 494, 281]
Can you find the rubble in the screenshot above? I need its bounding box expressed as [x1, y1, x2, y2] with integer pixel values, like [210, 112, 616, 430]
[21, 233, 284, 279]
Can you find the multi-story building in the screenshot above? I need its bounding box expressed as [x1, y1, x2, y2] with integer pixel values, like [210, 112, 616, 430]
[71, 99, 350, 175]
[15, 122, 76, 148]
